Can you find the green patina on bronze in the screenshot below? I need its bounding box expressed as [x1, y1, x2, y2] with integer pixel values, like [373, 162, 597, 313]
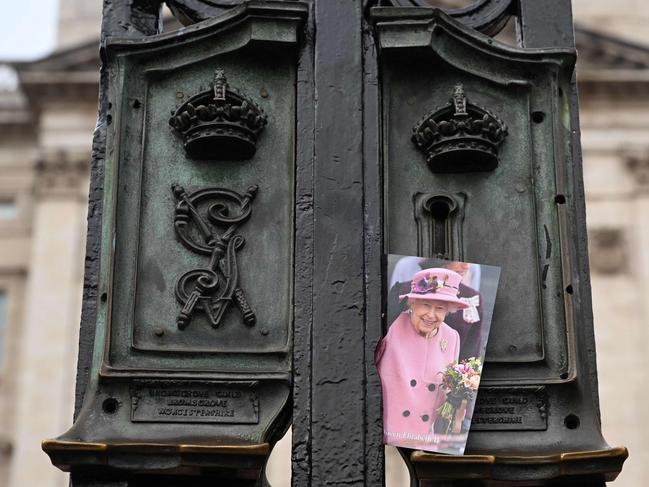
[45, 2, 307, 478]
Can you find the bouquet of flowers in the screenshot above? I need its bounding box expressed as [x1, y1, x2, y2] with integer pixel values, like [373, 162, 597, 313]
[433, 357, 482, 435]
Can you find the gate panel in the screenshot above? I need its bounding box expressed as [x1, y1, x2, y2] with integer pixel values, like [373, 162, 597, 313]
[43, 4, 307, 482]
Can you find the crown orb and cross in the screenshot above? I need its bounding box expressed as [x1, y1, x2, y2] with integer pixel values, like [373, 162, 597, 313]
[411, 83, 508, 173]
[169, 68, 268, 161]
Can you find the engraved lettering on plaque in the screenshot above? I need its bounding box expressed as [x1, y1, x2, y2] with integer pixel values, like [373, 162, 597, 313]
[470, 386, 547, 431]
[131, 380, 259, 424]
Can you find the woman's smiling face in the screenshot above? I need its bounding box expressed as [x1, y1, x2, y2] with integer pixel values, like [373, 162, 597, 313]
[408, 298, 451, 336]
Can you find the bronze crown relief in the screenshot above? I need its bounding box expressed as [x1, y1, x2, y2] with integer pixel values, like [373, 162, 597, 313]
[169, 68, 268, 160]
[412, 84, 508, 173]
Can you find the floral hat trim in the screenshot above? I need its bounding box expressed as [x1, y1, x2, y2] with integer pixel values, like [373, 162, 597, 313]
[410, 273, 459, 296]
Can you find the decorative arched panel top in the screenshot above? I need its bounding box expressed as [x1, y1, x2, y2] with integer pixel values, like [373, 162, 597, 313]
[166, 0, 246, 26]
[106, 1, 308, 57]
[376, 0, 514, 36]
[371, 7, 576, 81]
[167, 0, 512, 35]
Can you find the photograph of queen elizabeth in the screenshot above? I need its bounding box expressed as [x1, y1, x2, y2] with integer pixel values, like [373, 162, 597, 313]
[376, 256, 500, 455]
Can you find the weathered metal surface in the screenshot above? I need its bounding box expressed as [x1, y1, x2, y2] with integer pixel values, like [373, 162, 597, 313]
[166, 0, 245, 26]
[291, 0, 316, 483]
[309, 1, 368, 484]
[361, 9, 387, 485]
[71, 4, 166, 487]
[375, 0, 514, 36]
[46, 2, 307, 484]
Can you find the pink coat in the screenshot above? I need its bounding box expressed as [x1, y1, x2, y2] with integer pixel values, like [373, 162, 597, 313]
[376, 313, 460, 448]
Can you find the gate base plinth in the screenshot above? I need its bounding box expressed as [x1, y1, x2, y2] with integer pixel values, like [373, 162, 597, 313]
[43, 439, 270, 485]
[410, 447, 628, 486]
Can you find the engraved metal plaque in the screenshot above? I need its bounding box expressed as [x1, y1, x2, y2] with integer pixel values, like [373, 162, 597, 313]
[471, 387, 547, 431]
[131, 380, 259, 424]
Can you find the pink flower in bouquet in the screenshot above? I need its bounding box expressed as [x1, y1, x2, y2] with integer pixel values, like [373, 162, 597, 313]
[438, 357, 482, 399]
[434, 357, 483, 436]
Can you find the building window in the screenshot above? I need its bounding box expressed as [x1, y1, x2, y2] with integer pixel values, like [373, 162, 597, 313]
[0, 201, 16, 220]
[0, 290, 5, 363]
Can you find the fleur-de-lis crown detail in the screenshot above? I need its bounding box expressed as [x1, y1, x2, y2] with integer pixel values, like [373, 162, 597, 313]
[213, 68, 227, 102]
[452, 83, 467, 117]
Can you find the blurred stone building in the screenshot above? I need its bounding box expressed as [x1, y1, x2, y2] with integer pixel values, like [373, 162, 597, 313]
[0, 1, 646, 486]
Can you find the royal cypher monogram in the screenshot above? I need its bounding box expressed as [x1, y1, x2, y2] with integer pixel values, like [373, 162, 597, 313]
[171, 184, 258, 330]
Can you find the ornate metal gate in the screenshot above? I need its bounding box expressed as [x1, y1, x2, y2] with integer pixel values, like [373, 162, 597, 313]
[43, 1, 627, 485]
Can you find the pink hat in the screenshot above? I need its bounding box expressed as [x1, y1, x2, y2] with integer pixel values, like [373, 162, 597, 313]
[399, 267, 469, 309]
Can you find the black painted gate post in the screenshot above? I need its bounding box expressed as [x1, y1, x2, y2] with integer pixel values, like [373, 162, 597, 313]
[292, 0, 385, 485]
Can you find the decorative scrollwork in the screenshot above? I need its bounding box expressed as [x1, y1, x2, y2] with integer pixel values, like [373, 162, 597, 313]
[165, 0, 246, 26]
[372, 0, 513, 36]
[171, 183, 258, 330]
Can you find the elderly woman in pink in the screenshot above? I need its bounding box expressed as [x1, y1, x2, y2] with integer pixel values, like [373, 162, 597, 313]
[376, 268, 469, 449]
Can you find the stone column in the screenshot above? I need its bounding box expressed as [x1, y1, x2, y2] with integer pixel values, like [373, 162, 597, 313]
[625, 152, 649, 331]
[8, 150, 88, 487]
[622, 151, 649, 487]
[587, 147, 649, 487]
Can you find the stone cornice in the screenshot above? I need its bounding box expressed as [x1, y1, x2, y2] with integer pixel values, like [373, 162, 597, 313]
[576, 25, 649, 70]
[0, 109, 35, 136]
[577, 69, 649, 95]
[12, 40, 100, 107]
[578, 69, 649, 83]
[18, 71, 99, 106]
[575, 24, 649, 93]
[34, 149, 90, 198]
